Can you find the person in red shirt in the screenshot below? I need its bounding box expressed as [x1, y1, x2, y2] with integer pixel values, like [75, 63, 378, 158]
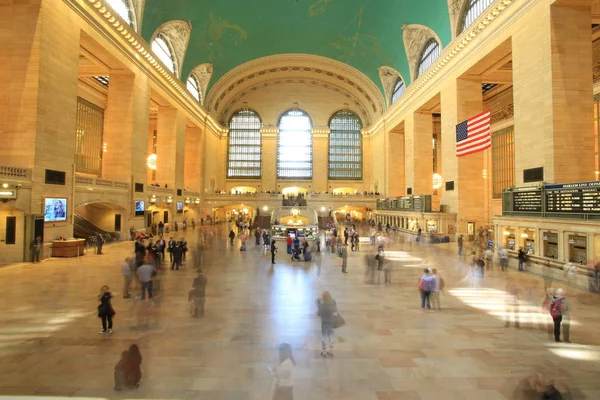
[286, 236, 293, 254]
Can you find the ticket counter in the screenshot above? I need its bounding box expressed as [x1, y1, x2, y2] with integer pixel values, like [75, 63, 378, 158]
[52, 239, 85, 257]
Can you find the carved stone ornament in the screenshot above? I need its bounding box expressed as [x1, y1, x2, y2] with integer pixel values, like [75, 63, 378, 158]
[152, 20, 193, 79]
[378, 66, 403, 108]
[129, 0, 145, 33]
[594, 62, 600, 83]
[189, 63, 214, 104]
[447, 0, 467, 38]
[402, 24, 442, 82]
[490, 103, 514, 125]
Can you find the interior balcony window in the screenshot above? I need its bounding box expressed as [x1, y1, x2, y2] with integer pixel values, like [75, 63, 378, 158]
[417, 40, 441, 78]
[391, 79, 406, 104]
[460, 0, 495, 33]
[187, 75, 201, 102]
[106, 0, 134, 28]
[151, 34, 176, 75]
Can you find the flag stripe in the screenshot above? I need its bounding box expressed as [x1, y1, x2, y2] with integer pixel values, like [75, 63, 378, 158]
[456, 110, 492, 157]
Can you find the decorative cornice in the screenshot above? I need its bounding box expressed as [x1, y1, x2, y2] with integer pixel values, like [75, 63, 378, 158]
[490, 103, 514, 125]
[368, 0, 516, 135]
[593, 61, 600, 83]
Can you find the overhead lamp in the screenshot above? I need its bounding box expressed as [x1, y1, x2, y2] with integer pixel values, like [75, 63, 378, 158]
[263, 206, 268, 211]
[147, 153, 157, 170]
[521, 233, 528, 238]
[166, 196, 173, 204]
[503, 231, 510, 236]
[432, 173, 443, 189]
[1, 183, 8, 188]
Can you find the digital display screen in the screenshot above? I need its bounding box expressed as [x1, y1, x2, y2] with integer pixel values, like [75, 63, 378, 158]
[177, 202, 184, 213]
[44, 198, 67, 222]
[134, 200, 145, 216]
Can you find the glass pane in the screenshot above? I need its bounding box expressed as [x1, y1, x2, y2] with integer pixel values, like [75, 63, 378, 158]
[328, 111, 362, 180]
[277, 110, 313, 179]
[417, 41, 441, 78]
[461, 0, 495, 33]
[75, 97, 104, 177]
[106, 0, 132, 27]
[227, 110, 262, 178]
[151, 36, 175, 74]
[186, 76, 201, 102]
[391, 79, 405, 104]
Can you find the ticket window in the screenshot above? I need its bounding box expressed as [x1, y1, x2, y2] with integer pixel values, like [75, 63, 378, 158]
[568, 235, 587, 264]
[408, 219, 418, 231]
[427, 220, 438, 233]
[521, 229, 536, 255]
[503, 227, 516, 250]
[543, 232, 558, 259]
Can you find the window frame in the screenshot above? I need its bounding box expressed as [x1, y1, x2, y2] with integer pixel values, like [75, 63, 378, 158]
[226, 109, 263, 179]
[491, 126, 515, 199]
[277, 109, 313, 180]
[328, 110, 363, 180]
[459, 0, 495, 33]
[186, 74, 202, 102]
[417, 39, 441, 78]
[151, 33, 177, 76]
[106, 0, 136, 29]
[391, 78, 406, 104]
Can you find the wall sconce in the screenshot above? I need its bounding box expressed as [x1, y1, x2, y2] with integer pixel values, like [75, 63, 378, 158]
[166, 196, 173, 204]
[147, 153, 157, 170]
[185, 198, 191, 204]
[195, 198, 200, 204]
[521, 233, 528, 238]
[432, 173, 443, 189]
[149, 195, 157, 204]
[503, 231, 510, 236]
[482, 169, 488, 179]
[103, 143, 108, 153]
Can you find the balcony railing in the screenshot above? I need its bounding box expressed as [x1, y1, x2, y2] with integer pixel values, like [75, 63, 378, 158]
[75, 174, 129, 190]
[0, 165, 31, 180]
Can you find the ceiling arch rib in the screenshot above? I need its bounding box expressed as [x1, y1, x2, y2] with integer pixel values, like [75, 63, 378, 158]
[447, 0, 468, 39]
[402, 24, 443, 82]
[207, 54, 384, 129]
[130, 0, 146, 33]
[151, 20, 193, 79]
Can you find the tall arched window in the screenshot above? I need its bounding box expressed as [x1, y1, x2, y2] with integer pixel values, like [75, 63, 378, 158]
[328, 110, 362, 180]
[460, 0, 495, 33]
[186, 75, 201, 102]
[151, 34, 176, 75]
[277, 109, 312, 179]
[391, 78, 406, 104]
[417, 40, 441, 78]
[227, 109, 262, 179]
[106, 0, 134, 28]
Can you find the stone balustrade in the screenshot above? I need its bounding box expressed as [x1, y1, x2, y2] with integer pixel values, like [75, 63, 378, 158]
[74, 174, 129, 190]
[0, 165, 31, 180]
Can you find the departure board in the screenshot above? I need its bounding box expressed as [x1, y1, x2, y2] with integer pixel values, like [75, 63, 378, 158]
[512, 188, 543, 212]
[545, 182, 600, 213]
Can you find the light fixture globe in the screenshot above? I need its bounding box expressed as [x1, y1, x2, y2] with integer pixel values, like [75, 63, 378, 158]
[432, 173, 443, 189]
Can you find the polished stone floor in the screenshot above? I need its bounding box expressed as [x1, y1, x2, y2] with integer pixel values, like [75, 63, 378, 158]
[0, 226, 599, 400]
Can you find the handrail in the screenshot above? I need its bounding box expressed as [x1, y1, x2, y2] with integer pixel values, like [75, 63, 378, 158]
[74, 174, 129, 190]
[0, 165, 31, 180]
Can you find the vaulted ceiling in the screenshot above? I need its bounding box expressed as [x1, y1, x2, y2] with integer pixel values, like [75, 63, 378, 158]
[141, 0, 452, 94]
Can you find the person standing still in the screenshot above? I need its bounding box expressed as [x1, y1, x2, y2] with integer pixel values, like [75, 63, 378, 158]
[122, 257, 133, 299]
[96, 232, 105, 255]
[271, 240, 277, 264]
[317, 291, 338, 357]
[98, 285, 114, 334]
[341, 244, 348, 274]
[431, 269, 442, 310]
[499, 247, 509, 271]
[136, 262, 155, 300]
[517, 248, 526, 271]
[32, 236, 43, 263]
[192, 270, 207, 318]
[172, 244, 183, 270]
[457, 235, 464, 256]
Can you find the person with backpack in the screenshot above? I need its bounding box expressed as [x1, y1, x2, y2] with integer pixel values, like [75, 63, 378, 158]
[431, 269, 444, 310]
[417, 269, 435, 309]
[228, 230, 235, 247]
[550, 288, 570, 343]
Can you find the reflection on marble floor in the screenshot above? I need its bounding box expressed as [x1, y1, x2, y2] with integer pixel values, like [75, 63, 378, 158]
[0, 227, 599, 399]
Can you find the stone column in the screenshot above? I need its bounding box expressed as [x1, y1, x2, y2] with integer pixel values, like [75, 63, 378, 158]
[184, 125, 204, 192]
[262, 130, 278, 192]
[103, 73, 150, 183]
[313, 131, 328, 193]
[513, 1, 594, 184]
[405, 112, 433, 196]
[156, 107, 186, 189]
[387, 125, 405, 197]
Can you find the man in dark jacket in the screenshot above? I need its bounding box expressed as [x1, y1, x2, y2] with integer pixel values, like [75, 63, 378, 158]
[168, 237, 176, 262]
[191, 270, 207, 318]
[172, 243, 183, 270]
[271, 240, 277, 264]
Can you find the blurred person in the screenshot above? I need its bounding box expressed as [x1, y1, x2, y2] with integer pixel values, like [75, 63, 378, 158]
[370, 227, 376, 246]
[137, 262, 155, 300]
[505, 279, 521, 329]
[191, 270, 207, 318]
[340, 244, 348, 274]
[589, 263, 600, 293]
[286, 235, 292, 254]
[343, 228, 349, 245]
[31, 236, 43, 263]
[431, 269, 443, 310]
[171, 243, 183, 270]
[417, 269, 435, 310]
[457, 234, 464, 256]
[541, 288, 555, 339]
[317, 291, 338, 357]
[550, 288, 570, 343]
[125, 344, 142, 389]
[268, 343, 296, 400]
[98, 285, 115, 334]
[255, 228, 261, 245]
[542, 260, 554, 290]
[383, 251, 393, 285]
[122, 257, 133, 299]
[167, 237, 176, 262]
[181, 238, 188, 261]
[499, 247, 509, 271]
[484, 247, 494, 270]
[156, 236, 166, 261]
[563, 261, 578, 289]
[96, 231, 105, 255]
[240, 232, 247, 251]
[518, 247, 526, 271]
[512, 371, 573, 400]
[364, 253, 376, 284]
[229, 229, 235, 246]
[271, 240, 277, 264]
[375, 246, 385, 284]
[354, 232, 360, 251]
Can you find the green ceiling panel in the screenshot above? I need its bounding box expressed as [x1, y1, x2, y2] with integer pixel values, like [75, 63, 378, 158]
[141, 0, 452, 94]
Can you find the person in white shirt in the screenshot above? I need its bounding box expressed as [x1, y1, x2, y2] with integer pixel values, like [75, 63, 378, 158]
[136, 262, 155, 300]
[431, 268, 442, 310]
[269, 343, 295, 400]
[121, 257, 133, 299]
[484, 248, 494, 271]
[499, 247, 509, 272]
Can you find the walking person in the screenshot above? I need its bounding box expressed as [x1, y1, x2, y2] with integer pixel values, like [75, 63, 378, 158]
[136, 262, 155, 300]
[417, 269, 435, 309]
[113, 351, 129, 391]
[96, 232, 105, 255]
[168, 237, 176, 262]
[484, 247, 494, 271]
[156, 236, 166, 262]
[431, 269, 443, 310]
[229, 229, 235, 247]
[375, 246, 385, 284]
[171, 243, 183, 270]
[122, 257, 133, 299]
[550, 288, 570, 342]
[268, 343, 296, 400]
[255, 228, 261, 246]
[271, 240, 277, 264]
[97, 285, 115, 334]
[31, 236, 43, 263]
[517, 248, 526, 271]
[191, 270, 207, 318]
[499, 247, 509, 271]
[340, 244, 348, 274]
[317, 291, 338, 357]
[457, 234, 464, 256]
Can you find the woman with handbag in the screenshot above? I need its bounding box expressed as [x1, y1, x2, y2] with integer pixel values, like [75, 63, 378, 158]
[98, 285, 115, 334]
[317, 291, 343, 357]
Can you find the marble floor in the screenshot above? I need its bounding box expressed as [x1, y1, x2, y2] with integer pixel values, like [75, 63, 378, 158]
[0, 227, 599, 400]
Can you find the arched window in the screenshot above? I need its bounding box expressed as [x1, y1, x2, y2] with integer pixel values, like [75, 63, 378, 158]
[186, 75, 201, 102]
[328, 110, 362, 180]
[460, 0, 495, 33]
[417, 40, 441, 78]
[151, 34, 176, 75]
[277, 109, 312, 179]
[391, 78, 406, 104]
[227, 109, 262, 179]
[106, 0, 134, 28]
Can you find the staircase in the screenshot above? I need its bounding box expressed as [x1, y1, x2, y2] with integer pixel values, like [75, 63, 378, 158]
[252, 215, 271, 230]
[74, 214, 119, 242]
[318, 216, 334, 230]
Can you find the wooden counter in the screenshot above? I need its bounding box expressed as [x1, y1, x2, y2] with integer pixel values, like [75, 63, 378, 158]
[51, 239, 85, 257]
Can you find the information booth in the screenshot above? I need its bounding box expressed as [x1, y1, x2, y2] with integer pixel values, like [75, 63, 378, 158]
[271, 207, 319, 241]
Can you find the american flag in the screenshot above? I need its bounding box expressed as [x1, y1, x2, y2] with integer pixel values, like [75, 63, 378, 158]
[456, 110, 492, 157]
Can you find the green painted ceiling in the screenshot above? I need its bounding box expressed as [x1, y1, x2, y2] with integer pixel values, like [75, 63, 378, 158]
[141, 0, 452, 94]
